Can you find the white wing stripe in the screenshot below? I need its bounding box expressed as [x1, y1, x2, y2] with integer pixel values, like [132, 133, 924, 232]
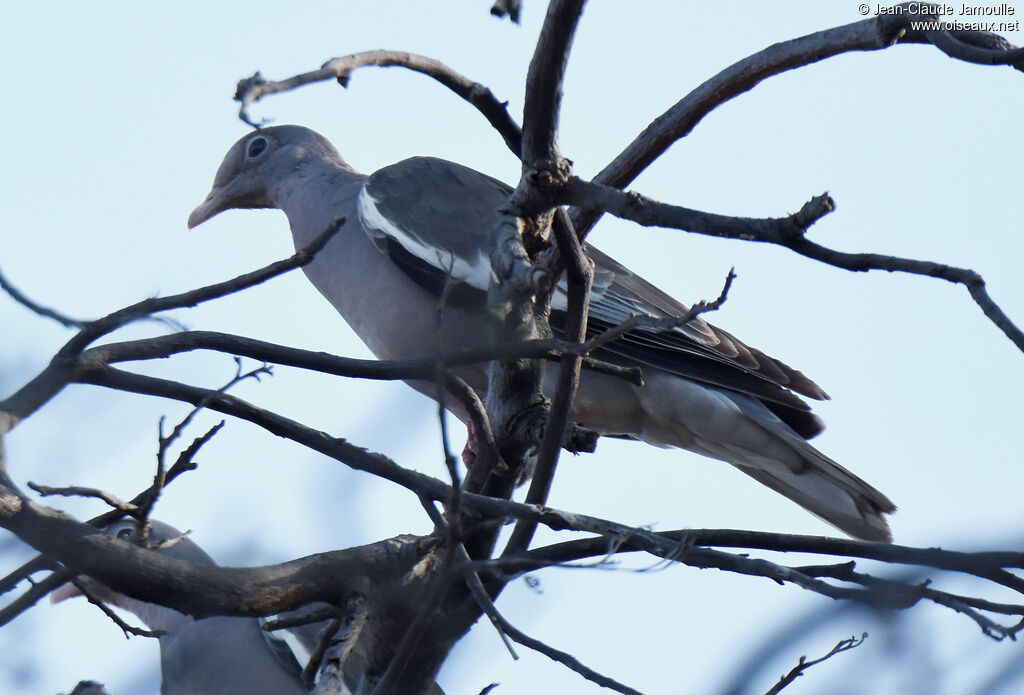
[358, 188, 495, 291]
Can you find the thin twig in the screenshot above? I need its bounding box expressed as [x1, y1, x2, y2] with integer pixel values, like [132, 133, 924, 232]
[235, 53, 522, 155]
[764, 634, 867, 695]
[0, 223, 342, 439]
[487, 608, 644, 695]
[563, 175, 1024, 353]
[431, 278, 464, 539]
[73, 579, 164, 639]
[0, 418, 223, 624]
[0, 267, 186, 333]
[0, 267, 87, 328]
[576, 8, 1021, 237]
[302, 618, 342, 686]
[581, 267, 735, 354]
[26, 484, 137, 514]
[59, 222, 342, 358]
[490, 0, 522, 23]
[139, 360, 268, 524]
[0, 567, 76, 628]
[455, 545, 518, 659]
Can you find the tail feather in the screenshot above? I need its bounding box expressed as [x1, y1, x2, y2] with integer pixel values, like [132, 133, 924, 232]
[735, 455, 895, 542]
[572, 370, 896, 541]
[714, 392, 896, 541]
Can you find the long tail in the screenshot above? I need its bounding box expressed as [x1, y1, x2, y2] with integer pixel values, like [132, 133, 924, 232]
[622, 373, 896, 541]
[733, 450, 895, 541]
[712, 392, 895, 541]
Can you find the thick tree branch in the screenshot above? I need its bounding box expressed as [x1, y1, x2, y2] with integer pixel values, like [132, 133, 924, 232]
[520, 0, 586, 166]
[503, 212, 593, 555]
[0, 489, 427, 621]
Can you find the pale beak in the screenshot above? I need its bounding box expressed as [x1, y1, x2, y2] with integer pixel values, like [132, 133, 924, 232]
[187, 188, 224, 229]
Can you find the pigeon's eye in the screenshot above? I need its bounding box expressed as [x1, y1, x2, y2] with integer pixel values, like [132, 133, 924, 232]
[246, 136, 268, 159]
[116, 527, 134, 540]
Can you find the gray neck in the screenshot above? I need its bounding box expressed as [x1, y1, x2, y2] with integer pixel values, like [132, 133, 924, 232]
[271, 154, 366, 249]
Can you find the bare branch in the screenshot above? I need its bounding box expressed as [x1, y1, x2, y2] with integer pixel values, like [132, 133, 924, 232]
[140, 361, 263, 523]
[0, 224, 340, 438]
[235, 53, 523, 155]
[0, 490, 428, 621]
[581, 268, 735, 354]
[61, 222, 343, 358]
[446, 372, 501, 476]
[72, 578, 164, 639]
[519, 528, 1024, 589]
[520, 0, 586, 166]
[502, 212, 593, 556]
[490, 0, 522, 23]
[368, 558, 449, 695]
[563, 177, 835, 243]
[0, 266, 87, 328]
[920, 26, 1024, 67]
[574, 6, 1022, 236]
[434, 371, 466, 538]
[0, 568, 75, 628]
[0, 269, 185, 334]
[779, 233, 1024, 353]
[764, 634, 867, 695]
[563, 177, 1024, 353]
[302, 618, 342, 687]
[77, 365, 452, 500]
[798, 562, 1024, 640]
[309, 598, 371, 695]
[0, 417, 221, 622]
[462, 213, 547, 554]
[79, 329, 643, 388]
[481, 606, 645, 695]
[26, 483, 137, 514]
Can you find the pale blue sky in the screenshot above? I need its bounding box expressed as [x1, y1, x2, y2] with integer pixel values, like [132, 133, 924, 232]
[1, 3, 1022, 694]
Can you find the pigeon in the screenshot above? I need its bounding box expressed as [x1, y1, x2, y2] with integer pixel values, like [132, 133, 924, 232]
[188, 125, 895, 540]
[52, 520, 307, 695]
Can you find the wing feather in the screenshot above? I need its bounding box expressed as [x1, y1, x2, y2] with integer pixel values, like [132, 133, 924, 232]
[357, 156, 828, 435]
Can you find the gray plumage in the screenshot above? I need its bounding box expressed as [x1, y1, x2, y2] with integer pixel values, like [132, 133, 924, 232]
[52, 520, 307, 695]
[189, 125, 896, 541]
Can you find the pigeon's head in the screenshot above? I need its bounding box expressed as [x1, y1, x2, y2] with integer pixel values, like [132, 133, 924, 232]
[50, 519, 214, 627]
[188, 125, 346, 228]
